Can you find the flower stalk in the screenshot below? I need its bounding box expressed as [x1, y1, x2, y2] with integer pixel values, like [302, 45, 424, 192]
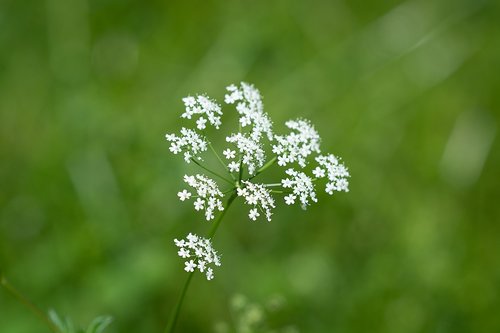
[164, 192, 237, 333]
[0, 272, 60, 333]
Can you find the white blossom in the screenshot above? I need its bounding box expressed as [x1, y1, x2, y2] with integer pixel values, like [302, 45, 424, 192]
[284, 194, 296, 205]
[181, 174, 224, 220]
[272, 119, 321, 168]
[224, 82, 273, 141]
[228, 161, 240, 173]
[226, 133, 265, 175]
[181, 95, 223, 129]
[223, 148, 236, 159]
[281, 168, 317, 209]
[184, 260, 197, 272]
[315, 154, 350, 194]
[237, 181, 276, 221]
[248, 208, 260, 221]
[177, 189, 191, 201]
[175, 233, 222, 280]
[165, 127, 208, 163]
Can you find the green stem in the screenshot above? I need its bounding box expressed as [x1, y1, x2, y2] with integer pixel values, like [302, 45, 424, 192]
[248, 156, 277, 181]
[190, 158, 233, 185]
[0, 272, 60, 333]
[208, 143, 236, 181]
[164, 192, 237, 333]
[163, 272, 194, 333]
[264, 183, 282, 187]
[208, 192, 237, 239]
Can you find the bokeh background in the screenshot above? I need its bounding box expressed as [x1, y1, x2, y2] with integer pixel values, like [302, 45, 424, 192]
[1, 0, 499, 332]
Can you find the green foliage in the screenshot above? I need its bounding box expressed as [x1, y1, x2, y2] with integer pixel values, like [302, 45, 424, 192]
[48, 310, 112, 333]
[1, 0, 499, 332]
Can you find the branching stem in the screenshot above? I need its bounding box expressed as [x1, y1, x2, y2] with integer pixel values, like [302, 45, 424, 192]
[190, 158, 233, 185]
[0, 272, 60, 333]
[164, 191, 237, 333]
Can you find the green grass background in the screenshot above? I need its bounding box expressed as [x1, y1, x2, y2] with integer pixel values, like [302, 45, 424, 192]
[1, 0, 499, 332]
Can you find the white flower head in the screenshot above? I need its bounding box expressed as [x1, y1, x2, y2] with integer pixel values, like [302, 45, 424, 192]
[174, 233, 222, 280]
[315, 154, 350, 194]
[273, 118, 321, 168]
[181, 95, 223, 129]
[180, 174, 224, 220]
[226, 133, 265, 175]
[281, 168, 317, 209]
[165, 127, 208, 163]
[224, 82, 273, 141]
[237, 181, 276, 222]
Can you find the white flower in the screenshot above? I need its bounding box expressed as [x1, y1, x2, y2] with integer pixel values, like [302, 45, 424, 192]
[181, 94, 223, 129]
[175, 233, 222, 280]
[206, 268, 214, 280]
[178, 248, 190, 258]
[223, 148, 236, 159]
[196, 117, 207, 130]
[224, 82, 273, 141]
[281, 168, 317, 209]
[238, 181, 276, 221]
[177, 189, 191, 201]
[197, 260, 206, 272]
[181, 174, 224, 221]
[228, 161, 240, 172]
[165, 127, 208, 163]
[194, 198, 204, 211]
[272, 119, 321, 168]
[184, 260, 197, 272]
[226, 133, 265, 175]
[248, 208, 260, 221]
[315, 154, 350, 194]
[312, 166, 325, 178]
[284, 194, 296, 205]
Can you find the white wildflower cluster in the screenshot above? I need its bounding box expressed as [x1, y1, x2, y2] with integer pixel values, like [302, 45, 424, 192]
[181, 95, 223, 130]
[237, 181, 275, 221]
[180, 174, 224, 221]
[282, 168, 318, 209]
[226, 133, 266, 175]
[174, 233, 221, 280]
[165, 128, 208, 163]
[315, 154, 350, 194]
[166, 82, 351, 280]
[225, 83, 273, 141]
[273, 119, 321, 167]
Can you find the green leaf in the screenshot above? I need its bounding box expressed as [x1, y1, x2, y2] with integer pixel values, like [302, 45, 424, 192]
[85, 316, 113, 333]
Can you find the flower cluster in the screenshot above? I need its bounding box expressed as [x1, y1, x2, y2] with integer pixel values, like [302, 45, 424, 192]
[315, 154, 350, 194]
[282, 168, 318, 209]
[225, 83, 273, 141]
[174, 233, 221, 280]
[273, 119, 321, 168]
[237, 181, 275, 221]
[226, 132, 265, 175]
[165, 128, 207, 163]
[180, 174, 224, 221]
[166, 82, 351, 280]
[181, 95, 223, 130]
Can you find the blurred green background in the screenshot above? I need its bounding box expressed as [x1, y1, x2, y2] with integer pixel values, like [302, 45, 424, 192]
[1, 0, 499, 332]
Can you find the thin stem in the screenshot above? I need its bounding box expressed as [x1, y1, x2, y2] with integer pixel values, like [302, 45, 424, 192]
[164, 191, 237, 333]
[208, 142, 236, 181]
[190, 158, 233, 185]
[0, 272, 60, 333]
[270, 190, 286, 194]
[248, 156, 277, 181]
[208, 191, 237, 239]
[163, 272, 194, 333]
[264, 183, 282, 187]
